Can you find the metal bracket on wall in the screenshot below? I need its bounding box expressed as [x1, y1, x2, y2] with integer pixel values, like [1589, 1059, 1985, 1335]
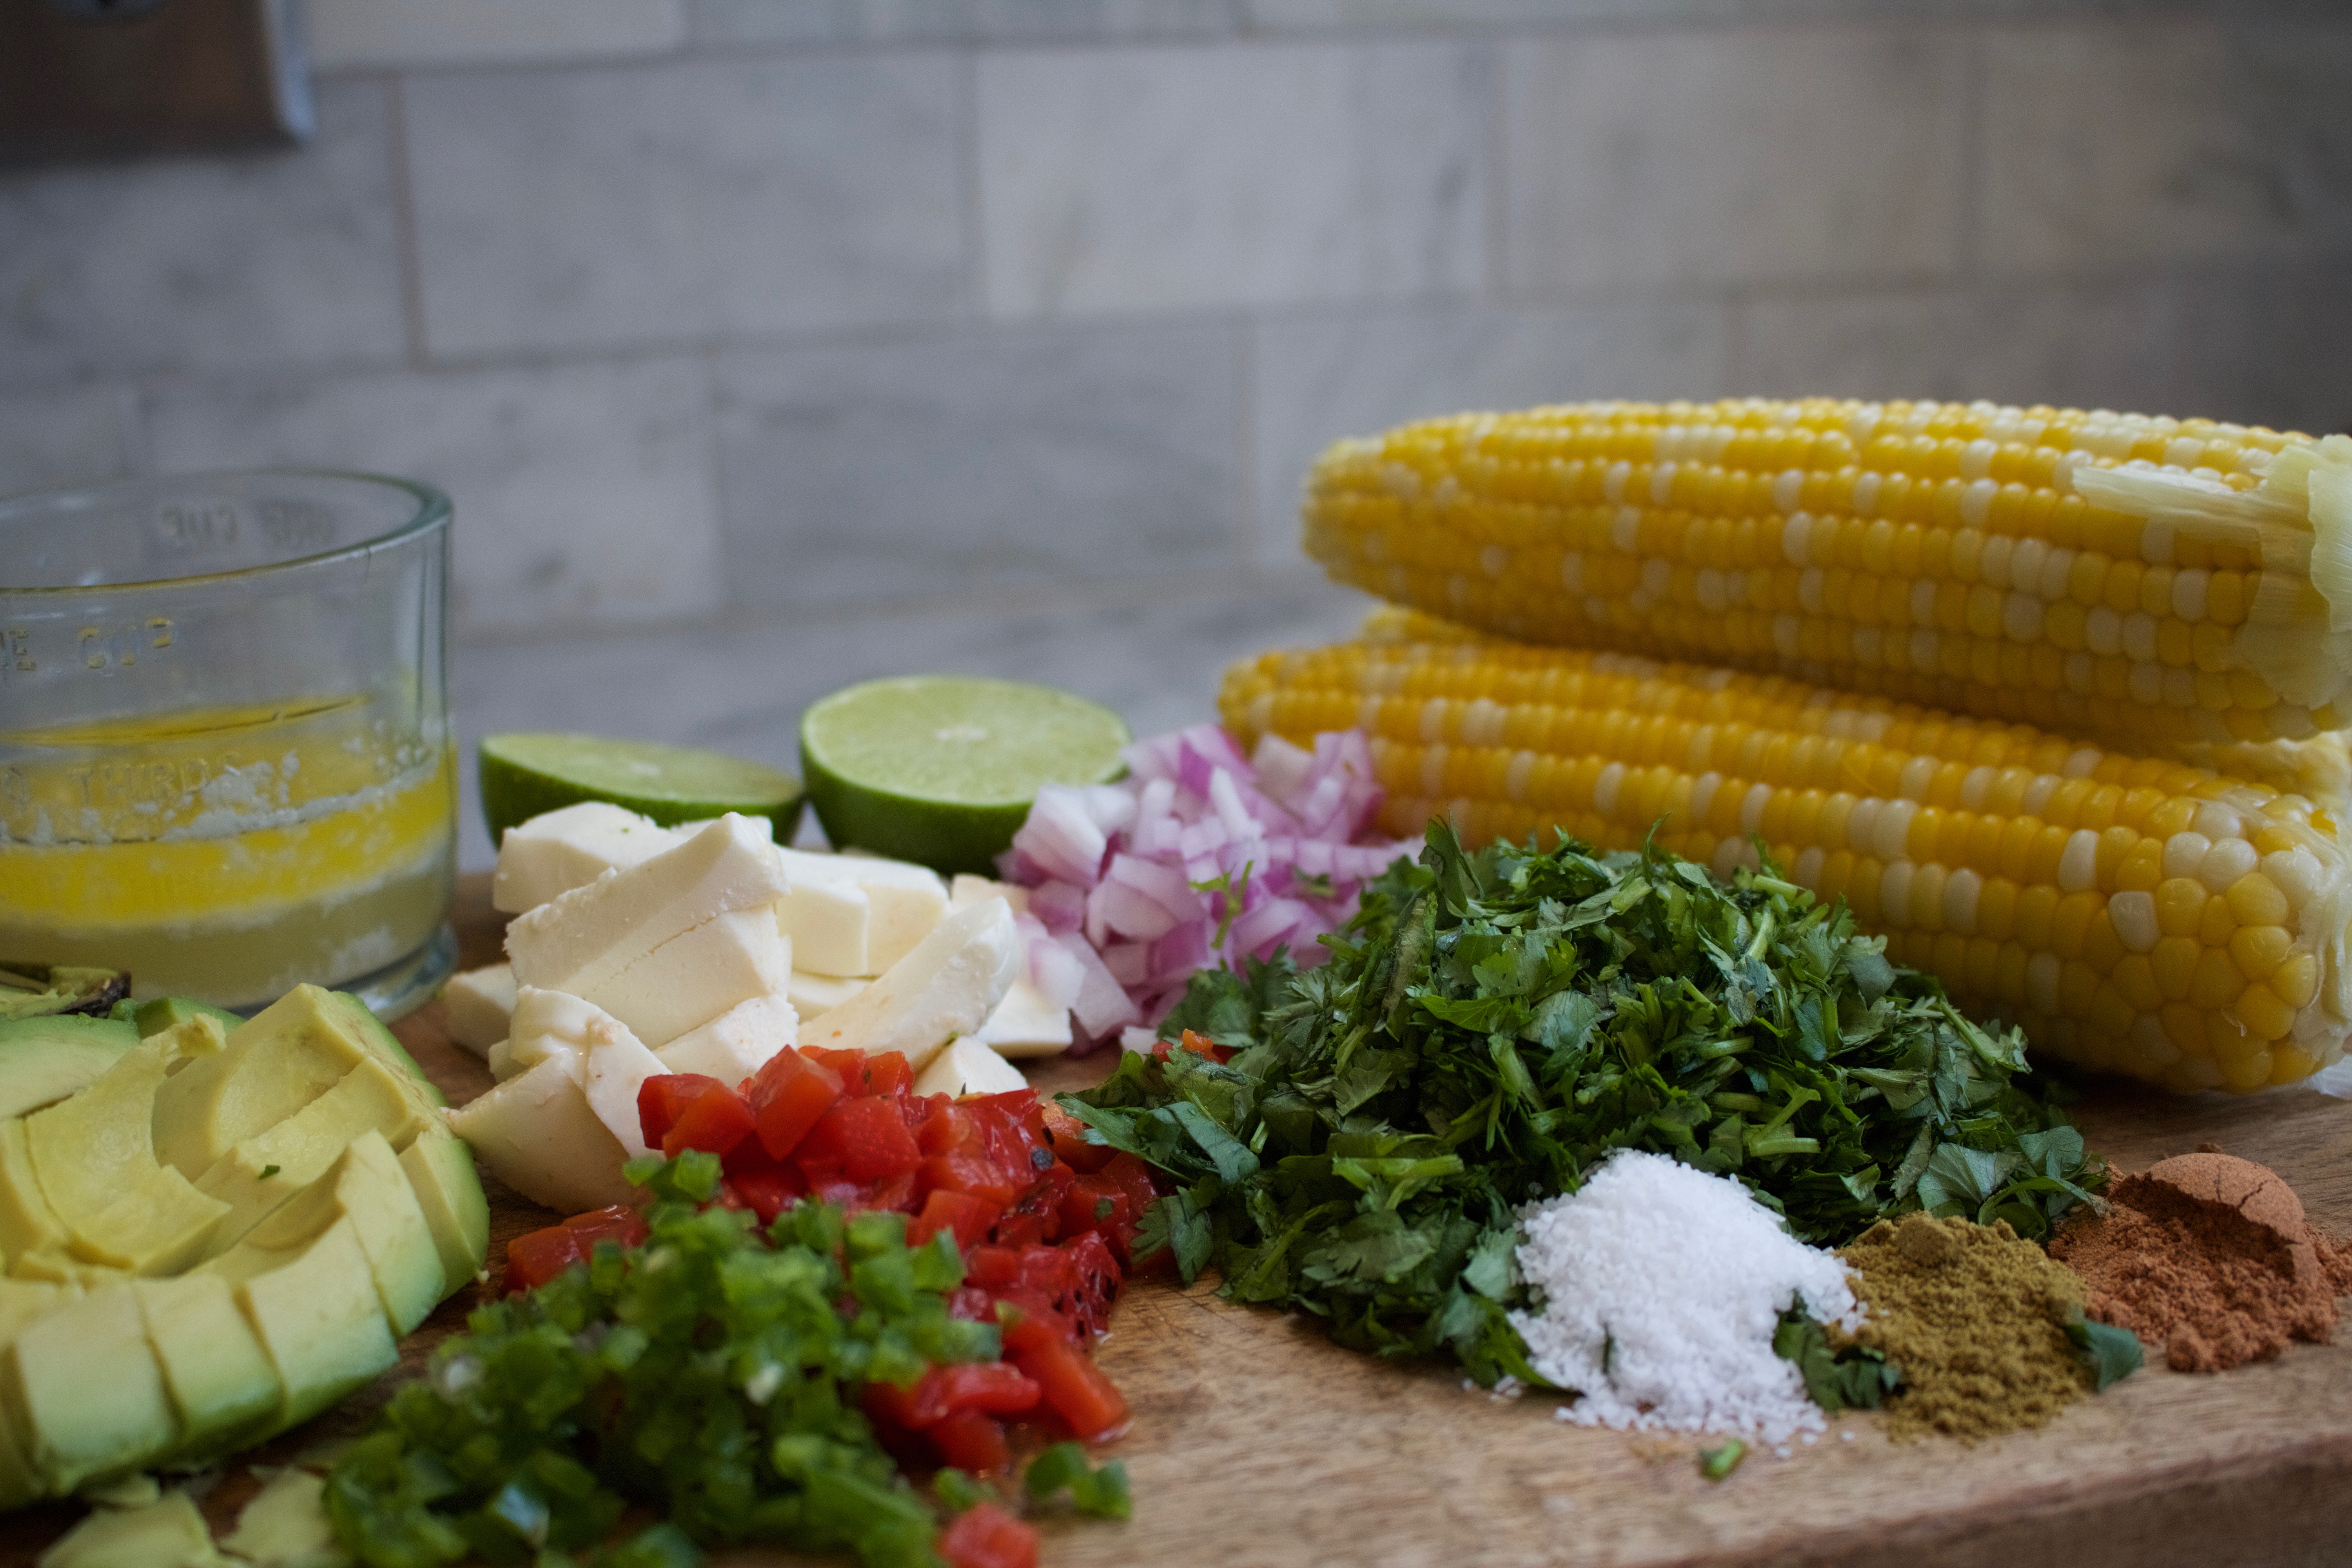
[0, 0, 313, 167]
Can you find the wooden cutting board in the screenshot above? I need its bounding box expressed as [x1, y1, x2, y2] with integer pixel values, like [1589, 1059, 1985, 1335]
[9, 873, 2352, 1567]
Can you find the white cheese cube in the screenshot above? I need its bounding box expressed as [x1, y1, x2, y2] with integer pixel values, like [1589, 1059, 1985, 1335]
[580, 907, 789, 1048]
[446, 1054, 636, 1214]
[786, 971, 868, 1021]
[780, 849, 949, 974]
[488, 985, 604, 1084]
[949, 875, 1031, 918]
[799, 898, 1020, 1073]
[971, 977, 1073, 1059]
[775, 874, 872, 978]
[657, 995, 798, 1084]
[912, 1037, 1029, 1099]
[441, 963, 517, 1057]
[581, 1014, 670, 1160]
[492, 802, 681, 914]
[508, 815, 788, 1000]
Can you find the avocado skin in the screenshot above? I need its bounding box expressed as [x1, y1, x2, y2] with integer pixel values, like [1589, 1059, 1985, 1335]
[0, 1014, 139, 1122]
[127, 997, 245, 1037]
[0, 964, 130, 1022]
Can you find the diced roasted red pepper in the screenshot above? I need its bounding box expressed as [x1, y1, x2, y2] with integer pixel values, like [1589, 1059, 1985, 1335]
[864, 1050, 915, 1100]
[1058, 1229, 1122, 1339]
[962, 1244, 1021, 1292]
[923, 1152, 1024, 1210]
[910, 1188, 1002, 1251]
[561, 1203, 650, 1248]
[938, 1503, 1037, 1568]
[928, 1408, 1011, 1475]
[797, 1094, 924, 1182]
[502, 1225, 585, 1294]
[994, 1290, 1075, 1354]
[747, 1047, 844, 1160]
[648, 1075, 757, 1160]
[1041, 1101, 1114, 1174]
[638, 1073, 722, 1151]
[1013, 1334, 1129, 1439]
[1057, 1173, 1133, 1245]
[729, 1166, 807, 1225]
[862, 1169, 921, 1213]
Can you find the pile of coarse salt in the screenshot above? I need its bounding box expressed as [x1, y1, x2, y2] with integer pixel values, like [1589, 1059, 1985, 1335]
[1510, 1150, 1864, 1449]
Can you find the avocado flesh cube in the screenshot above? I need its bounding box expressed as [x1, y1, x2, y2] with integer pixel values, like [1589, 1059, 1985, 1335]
[151, 988, 367, 1179]
[245, 1130, 441, 1338]
[132, 1272, 281, 1467]
[25, 1040, 228, 1275]
[0, 1120, 65, 1268]
[0, 1014, 138, 1121]
[4, 1282, 177, 1494]
[401, 1129, 489, 1294]
[195, 1056, 426, 1256]
[199, 1210, 397, 1428]
[129, 996, 245, 1038]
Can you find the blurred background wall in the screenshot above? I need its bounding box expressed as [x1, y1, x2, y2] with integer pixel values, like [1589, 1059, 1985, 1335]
[3, 0, 2347, 864]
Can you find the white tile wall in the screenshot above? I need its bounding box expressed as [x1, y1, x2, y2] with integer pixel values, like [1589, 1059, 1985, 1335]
[0, 82, 406, 388]
[688, 0, 1232, 43]
[1502, 26, 1971, 294]
[145, 357, 724, 635]
[1253, 302, 1732, 542]
[0, 385, 140, 500]
[303, 0, 686, 69]
[402, 54, 965, 358]
[977, 40, 1488, 316]
[1978, 20, 2352, 275]
[714, 323, 1240, 608]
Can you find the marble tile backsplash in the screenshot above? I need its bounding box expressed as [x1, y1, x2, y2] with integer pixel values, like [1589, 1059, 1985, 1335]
[1, 5, 2345, 874]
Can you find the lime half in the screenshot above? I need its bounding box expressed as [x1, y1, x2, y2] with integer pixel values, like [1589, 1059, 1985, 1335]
[799, 677, 1129, 874]
[479, 733, 803, 846]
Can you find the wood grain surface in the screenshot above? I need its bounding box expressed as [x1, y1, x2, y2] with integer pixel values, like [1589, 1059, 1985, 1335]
[9, 873, 2352, 1567]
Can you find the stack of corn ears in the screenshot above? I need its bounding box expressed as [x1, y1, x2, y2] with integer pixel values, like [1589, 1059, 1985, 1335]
[1223, 398, 2352, 1094]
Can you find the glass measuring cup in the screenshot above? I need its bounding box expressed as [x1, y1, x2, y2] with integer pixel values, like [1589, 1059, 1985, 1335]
[1, 472, 456, 1018]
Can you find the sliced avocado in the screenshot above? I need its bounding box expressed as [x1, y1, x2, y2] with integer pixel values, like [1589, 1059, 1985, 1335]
[245, 1130, 440, 1337]
[222, 1467, 339, 1568]
[128, 997, 244, 1038]
[6, 1252, 127, 1288]
[399, 1128, 490, 1295]
[0, 1014, 139, 1121]
[25, 1040, 228, 1276]
[132, 1273, 280, 1468]
[32, 1487, 230, 1568]
[198, 1212, 397, 1429]
[195, 1056, 427, 1256]
[0, 1120, 67, 1267]
[4, 1283, 177, 1494]
[315, 987, 443, 1109]
[151, 989, 369, 1180]
[0, 1280, 66, 1506]
[0, 962, 130, 1023]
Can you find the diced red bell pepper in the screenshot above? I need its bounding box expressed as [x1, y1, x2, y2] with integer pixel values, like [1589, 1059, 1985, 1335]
[797, 1094, 924, 1182]
[860, 1169, 922, 1214]
[993, 1210, 1048, 1250]
[1014, 1243, 1074, 1304]
[910, 1188, 1002, 1251]
[1149, 1027, 1233, 1064]
[1013, 1334, 1129, 1439]
[962, 1244, 1021, 1292]
[919, 1102, 984, 1158]
[748, 1047, 844, 1160]
[864, 1362, 1039, 1431]
[649, 1075, 757, 1160]
[1041, 1101, 1113, 1174]
[994, 1290, 1075, 1354]
[928, 1408, 1011, 1475]
[864, 1050, 915, 1100]
[729, 1166, 807, 1225]
[561, 1203, 650, 1248]
[938, 1503, 1037, 1568]
[1057, 1174, 1134, 1245]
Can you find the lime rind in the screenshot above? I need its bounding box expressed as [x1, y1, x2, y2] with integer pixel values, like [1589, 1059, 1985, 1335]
[478, 733, 802, 846]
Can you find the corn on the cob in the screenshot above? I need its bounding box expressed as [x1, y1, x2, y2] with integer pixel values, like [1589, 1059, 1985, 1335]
[1220, 625, 2352, 1095]
[1303, 398, 2352, 793]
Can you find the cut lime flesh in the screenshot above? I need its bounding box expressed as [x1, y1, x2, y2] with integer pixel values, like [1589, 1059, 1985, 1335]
[478, 733, 802, 847]
[799, 677, 1129, 875]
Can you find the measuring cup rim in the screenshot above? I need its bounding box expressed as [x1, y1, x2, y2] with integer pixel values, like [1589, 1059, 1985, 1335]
[0, 468, 452, 595]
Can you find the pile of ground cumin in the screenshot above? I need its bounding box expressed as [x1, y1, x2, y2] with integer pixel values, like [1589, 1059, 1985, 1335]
[2050, 1145, 2352, 1373]
[1838, 1214, 2090, 1444]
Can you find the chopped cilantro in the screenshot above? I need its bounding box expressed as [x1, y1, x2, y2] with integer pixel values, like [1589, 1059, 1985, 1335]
[1066, 824, 2102, 1387]
[1698, 1439, 1747, 1480]
[2064, 1314, 2144, 1390]
[258, 1165, 280, 1180]
[1771, 1310, 1900, 1412]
